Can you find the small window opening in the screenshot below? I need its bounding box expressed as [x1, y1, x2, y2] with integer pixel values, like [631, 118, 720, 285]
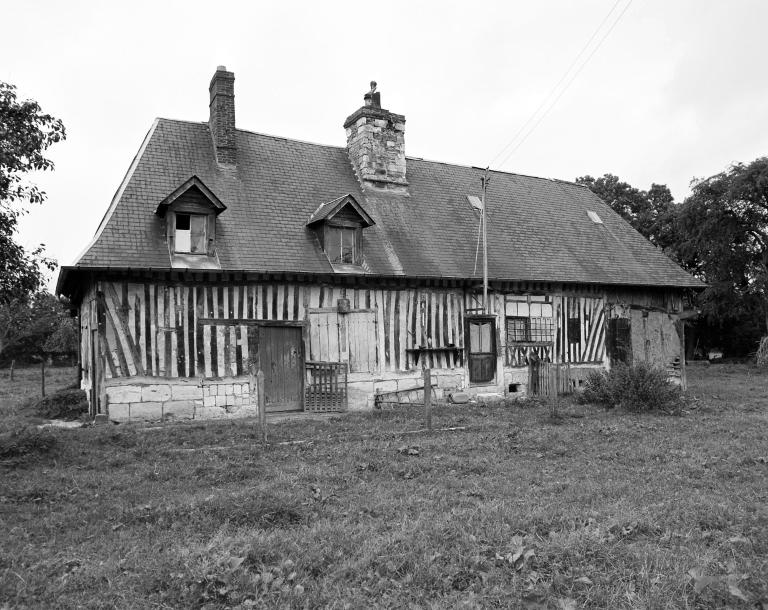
[508, 383, 521, 393]
[175, 213, 207, 253]
[327, 225, 359, 264]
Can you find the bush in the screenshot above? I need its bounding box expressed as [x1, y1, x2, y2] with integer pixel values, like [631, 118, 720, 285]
[27, 388, 88, 420]
[578, 362, 681, 412]
[0, 425, 57, 459]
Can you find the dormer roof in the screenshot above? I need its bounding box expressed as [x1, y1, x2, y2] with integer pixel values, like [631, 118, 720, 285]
[306, 194, 375, 228]
[155, 175, 226, 217]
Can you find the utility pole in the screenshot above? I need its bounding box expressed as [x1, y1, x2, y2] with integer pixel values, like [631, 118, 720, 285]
[481, 170, 488, 313]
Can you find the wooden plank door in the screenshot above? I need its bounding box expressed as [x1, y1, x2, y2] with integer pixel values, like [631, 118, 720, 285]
[261, 326, 303, 412]
[466, 316, 496, 384]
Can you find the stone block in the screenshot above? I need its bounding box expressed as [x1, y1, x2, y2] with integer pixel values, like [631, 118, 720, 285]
[234, 396, 242, 406]
[162, 401, 195, 420]
[130, 402, 163, 421]
[225, 394, 235, 406]
[108, 404, 130, 421]
[215, 395, 227, 407]
[232, 384, 242, 395]
[203, 395, 216, 408]
[172, 385, 202, 401]
[107, 385, 142, 404]
[141, 385, 171, 402]
[375, 379, 398, 394]
[241, 384, 250, 395]
[224, 384, 234, 396]
[195, 406, 227, 420]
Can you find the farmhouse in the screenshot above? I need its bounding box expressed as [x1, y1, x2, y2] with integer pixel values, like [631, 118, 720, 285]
[57, 67, 701, 422]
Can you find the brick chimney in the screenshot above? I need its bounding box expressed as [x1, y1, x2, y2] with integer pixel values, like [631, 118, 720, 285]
[209, 66, 236, 165]
[344, 82, 406, 189]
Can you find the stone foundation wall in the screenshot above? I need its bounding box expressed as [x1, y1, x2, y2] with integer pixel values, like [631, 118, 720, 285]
[105, 377, 257, 422]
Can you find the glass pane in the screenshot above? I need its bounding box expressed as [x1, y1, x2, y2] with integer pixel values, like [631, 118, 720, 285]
[480, 322, 491, 351]
[175, 229, 191, 252]
[190, 215, 207, 253]
[542, 303, 553, 317]
[328, 227, 342, 263]
[175, 214, 190, 230]
[505, 302, 518, 316]
[470, 323, 480, 351]
[341, 228, 355, 263]
[517, 302, 529, 317]
[530, 303, 541, 317]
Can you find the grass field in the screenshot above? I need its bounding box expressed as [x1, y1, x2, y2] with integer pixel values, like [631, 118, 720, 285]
[0, 364, 766, 608]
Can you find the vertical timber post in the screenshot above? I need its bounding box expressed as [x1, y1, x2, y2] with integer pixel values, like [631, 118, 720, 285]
[257, 369, 267, 446]
[424, 366, 432, 431]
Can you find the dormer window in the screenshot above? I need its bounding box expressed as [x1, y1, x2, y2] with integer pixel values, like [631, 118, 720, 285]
[326, 225, 359, 264]
[306, 194, 374, 271]
[155, 176, 226, 270]
[175, 213, 207, 253]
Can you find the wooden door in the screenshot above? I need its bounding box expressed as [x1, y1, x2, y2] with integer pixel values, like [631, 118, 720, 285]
[261, 326, 304, 412]
[466, 316, 496, 384]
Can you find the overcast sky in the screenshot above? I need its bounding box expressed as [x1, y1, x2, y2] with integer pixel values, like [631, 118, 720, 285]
[4, 0, 768, 290]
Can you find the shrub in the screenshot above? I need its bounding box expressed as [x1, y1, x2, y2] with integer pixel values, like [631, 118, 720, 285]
[0, 425, 57, 459]
[578, 362, 681, 412]
[27, 388, 88, 420]
[579, 370, 613, 407]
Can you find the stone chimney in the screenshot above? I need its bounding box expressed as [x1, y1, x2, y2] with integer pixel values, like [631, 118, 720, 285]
[344, 82, 406, 189]
[208, 66, 236, 165]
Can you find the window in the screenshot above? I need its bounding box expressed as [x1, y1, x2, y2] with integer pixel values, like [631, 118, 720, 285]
[175, 214, 207, 253]
[505, 299, 554, 344]
[567, 317, 581, 344]
[326, 225, 359, 265]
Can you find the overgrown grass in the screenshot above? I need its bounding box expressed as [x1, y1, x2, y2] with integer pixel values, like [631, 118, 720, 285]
[0, 364, 766, 608]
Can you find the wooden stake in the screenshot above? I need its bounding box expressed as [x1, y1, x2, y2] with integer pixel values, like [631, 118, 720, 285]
[424, 366, 432, 431]
[257, 369, 267, 446]
[41, 358, 46, 397]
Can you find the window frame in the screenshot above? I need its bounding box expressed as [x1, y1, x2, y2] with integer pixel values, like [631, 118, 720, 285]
[173, 212, 208, 254]
[323, 221, 362, 266]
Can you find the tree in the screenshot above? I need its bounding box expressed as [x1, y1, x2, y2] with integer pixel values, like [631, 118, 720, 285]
[676, 157, 768, 342]
[0, 82, 65, 303]
[0, 292, 77, 393]
[575, 174, 680, 251]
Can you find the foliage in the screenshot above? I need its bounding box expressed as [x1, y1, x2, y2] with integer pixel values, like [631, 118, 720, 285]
[575, 174, 680, 251]
[0, 291, 77, 362]
[27, 387, 88, 420]
[0, 81, 64, 303]
[676, 157, 768, 338]
[578, 362, 681, 412]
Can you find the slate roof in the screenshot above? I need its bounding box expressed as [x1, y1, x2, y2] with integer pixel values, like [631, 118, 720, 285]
[64, 118, 701, 289]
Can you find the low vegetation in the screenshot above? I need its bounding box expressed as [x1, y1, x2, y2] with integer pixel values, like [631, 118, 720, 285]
[0, 364, 766, 608]
[579, 362, 682, 413]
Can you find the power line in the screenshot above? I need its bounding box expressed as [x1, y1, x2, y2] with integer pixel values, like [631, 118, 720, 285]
[489, 0, 633, 170]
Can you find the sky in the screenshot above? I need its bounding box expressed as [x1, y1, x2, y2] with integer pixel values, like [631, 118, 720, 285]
[4, 0, 768, 291]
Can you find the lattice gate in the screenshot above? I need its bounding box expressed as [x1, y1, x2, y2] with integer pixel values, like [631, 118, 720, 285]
[304, 361, 348, 412]
[528, 362, 573, 397]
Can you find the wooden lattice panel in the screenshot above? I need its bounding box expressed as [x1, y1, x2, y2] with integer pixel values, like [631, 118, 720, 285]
[304, 361, 348, 412]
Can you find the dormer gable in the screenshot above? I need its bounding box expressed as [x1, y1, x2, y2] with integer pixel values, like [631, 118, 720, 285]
[307, 194, 374, 270]
[157, 176, 224, 269]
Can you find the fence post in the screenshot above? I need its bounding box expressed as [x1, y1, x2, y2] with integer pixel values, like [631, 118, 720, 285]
[257, 369, 267, 446]
[424, 366, 432, 431]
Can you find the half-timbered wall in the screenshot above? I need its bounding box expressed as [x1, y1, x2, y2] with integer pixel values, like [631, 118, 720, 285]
[84, 281, 467, 383]
[77, 276, 686, 420]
